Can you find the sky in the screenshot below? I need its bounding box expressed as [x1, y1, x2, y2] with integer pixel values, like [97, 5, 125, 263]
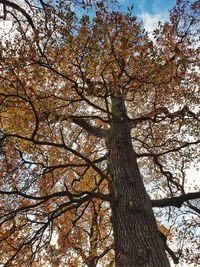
[119, 0, 176, 14]
[0, 0, 177, 34]
[118, 0, 176, 33]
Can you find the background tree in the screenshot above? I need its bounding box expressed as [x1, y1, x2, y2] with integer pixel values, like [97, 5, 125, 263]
[0, 0, 199, 266]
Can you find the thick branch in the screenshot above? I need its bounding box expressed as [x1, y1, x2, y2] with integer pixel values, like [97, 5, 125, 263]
[151, 192, 200, 208]
[72, 117, 108, 138]
[159, 231, 179, 264]
[0, 188, 110, 202]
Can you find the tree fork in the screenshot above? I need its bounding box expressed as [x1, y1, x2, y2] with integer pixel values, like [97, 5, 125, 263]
[107, 96, 171, 267]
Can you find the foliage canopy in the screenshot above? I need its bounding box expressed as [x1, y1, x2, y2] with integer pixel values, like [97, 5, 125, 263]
[0, 0, 199, 266]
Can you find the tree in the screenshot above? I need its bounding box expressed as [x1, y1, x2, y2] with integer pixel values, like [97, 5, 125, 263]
[0, 0, 199, 266]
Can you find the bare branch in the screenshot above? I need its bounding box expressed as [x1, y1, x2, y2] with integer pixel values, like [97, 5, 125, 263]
[0, 188, 110, 202]
[136, 140, 200, 158]
[151, 192, 200, 208]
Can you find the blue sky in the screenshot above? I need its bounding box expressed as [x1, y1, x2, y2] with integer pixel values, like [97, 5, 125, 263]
[116, 0, 177, 35]
[72, 0, 178, 34]
[118, 0, 176, 14]
[116, 0, 177, 33]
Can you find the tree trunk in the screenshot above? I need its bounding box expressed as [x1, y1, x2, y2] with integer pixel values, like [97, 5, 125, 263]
[107, 97, 170, 267]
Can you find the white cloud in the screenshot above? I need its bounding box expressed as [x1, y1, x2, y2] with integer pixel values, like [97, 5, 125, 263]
[140, 11, 168, 38]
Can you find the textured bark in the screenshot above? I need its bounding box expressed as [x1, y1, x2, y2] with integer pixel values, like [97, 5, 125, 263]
[107, 97, 171, 267]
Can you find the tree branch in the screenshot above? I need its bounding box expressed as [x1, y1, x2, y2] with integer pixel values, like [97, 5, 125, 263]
[72, 117, 108, 138]
[151, 192, 200, 208]
[0, 188, 110, 202]
[136, 140, 200, 158]
[1, 132, 108, 181]
[159, 231, 179, 264]
[130, 105, 199, 128]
